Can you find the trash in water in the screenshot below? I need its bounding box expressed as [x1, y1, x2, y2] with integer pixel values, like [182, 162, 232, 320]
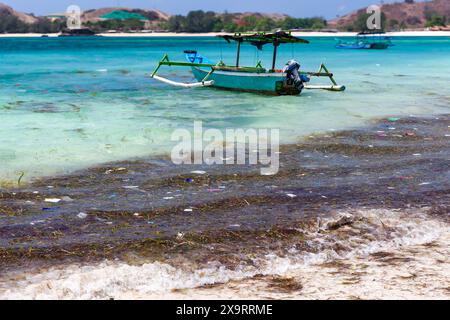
[191, 170, 206, 175]
[286, 194, 297, 198]
[77, 212, 88, 219]
[185, 178, 194, 183]
[123, 186, 139, 189]
[61, 196, 74, 202]
[45, 198, 61, 203]
[387, 117, 400, 122]
[413, 154, 422, 156]
[177, 232, 184, 239]
[208, 189, 222, 192]
[42, 207, 59, 211]
[184, 208, 193, 212]
[105, 167, 127, 175]
[419, 182, 431, 186]
[163, 196, 174, 200]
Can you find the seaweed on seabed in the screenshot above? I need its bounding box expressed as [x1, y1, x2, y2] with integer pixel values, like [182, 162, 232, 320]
[265, 275, 303, 293]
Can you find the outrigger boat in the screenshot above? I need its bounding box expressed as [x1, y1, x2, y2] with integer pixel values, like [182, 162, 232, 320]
[150, 31, 345, 95]
[335, 31, 394, 50]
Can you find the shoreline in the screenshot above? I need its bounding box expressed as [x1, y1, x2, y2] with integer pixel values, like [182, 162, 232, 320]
[0, 114, 449, 299]
[0, 31, 449, 38]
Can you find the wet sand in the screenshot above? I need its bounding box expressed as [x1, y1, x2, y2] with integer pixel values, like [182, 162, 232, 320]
[0, 115, 449, 299]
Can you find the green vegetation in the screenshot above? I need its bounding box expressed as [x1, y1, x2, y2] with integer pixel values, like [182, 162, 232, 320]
[0, 12, 29, 33]
[162, 10, 327, 33]
[425, 13, 447, 27]
[0, 12, 65, 33]
[1, 9, 327, 34]
[84, 19, 146, 32]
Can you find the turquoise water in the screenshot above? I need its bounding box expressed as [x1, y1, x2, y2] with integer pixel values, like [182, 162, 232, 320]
[0, 36, 449, 182]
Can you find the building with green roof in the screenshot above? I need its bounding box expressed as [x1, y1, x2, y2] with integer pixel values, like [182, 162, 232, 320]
[100, 10, 148, 21]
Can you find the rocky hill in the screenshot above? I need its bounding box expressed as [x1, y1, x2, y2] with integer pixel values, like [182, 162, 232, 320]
[0, 2, 38, 24]
[329, 0, 450, 30]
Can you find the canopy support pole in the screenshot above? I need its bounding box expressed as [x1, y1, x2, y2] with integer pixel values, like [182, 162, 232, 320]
[236, 40, 242, 67]
[271, 41, 279, 71]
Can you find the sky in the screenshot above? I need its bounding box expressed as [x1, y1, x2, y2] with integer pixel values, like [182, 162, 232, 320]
[2, 0, 420, 19]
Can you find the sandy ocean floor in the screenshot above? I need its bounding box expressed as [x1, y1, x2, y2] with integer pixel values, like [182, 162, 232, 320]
[0, 115, 448, 299]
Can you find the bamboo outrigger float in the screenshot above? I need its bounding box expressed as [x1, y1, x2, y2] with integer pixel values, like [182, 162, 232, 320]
[151, 31, 346, 95]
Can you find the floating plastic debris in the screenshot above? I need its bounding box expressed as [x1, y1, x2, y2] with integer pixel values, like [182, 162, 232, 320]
[105, 167, 127, 175]
[419, 182, 431, 186]
[286, 194, 297, 198]
[387, 117, 400, 122]
[184, 208, 193, 212]
[191, 170, 206, 175]
[45, 198, 61, 203]
[42, 207, 59, 211]
[77, 212, 88, 219]
[163, 197, 174, 200]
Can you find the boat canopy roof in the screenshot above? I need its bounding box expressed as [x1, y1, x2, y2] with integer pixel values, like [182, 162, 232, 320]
[218, 31, 309, 50]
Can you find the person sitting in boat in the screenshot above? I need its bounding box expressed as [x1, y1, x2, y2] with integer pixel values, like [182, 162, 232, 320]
[283, 60, 310, 92]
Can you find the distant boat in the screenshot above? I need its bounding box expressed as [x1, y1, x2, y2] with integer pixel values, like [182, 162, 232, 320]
[150, 31, 345, 96]
[58, 28, 98, 37]
[335, 31, 394, 49]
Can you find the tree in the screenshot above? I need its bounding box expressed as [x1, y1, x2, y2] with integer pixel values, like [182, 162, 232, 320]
[425, 14, 447, 27]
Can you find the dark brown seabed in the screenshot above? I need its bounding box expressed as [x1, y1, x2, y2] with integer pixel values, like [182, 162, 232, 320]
[0, 115, 449, 275]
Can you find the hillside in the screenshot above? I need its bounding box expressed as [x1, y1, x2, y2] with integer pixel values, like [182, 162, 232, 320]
[81, 7, 170, 23]
[0, 2, 38, 24]
[329, 0, 450, 30]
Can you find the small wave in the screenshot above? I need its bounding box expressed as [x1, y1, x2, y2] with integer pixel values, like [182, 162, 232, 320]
[0, 208, 447, 300]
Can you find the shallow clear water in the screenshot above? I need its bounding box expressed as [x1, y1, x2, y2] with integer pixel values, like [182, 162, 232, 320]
[0, 36, 449, 182]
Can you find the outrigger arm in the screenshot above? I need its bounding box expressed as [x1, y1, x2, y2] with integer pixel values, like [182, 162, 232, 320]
[150, 54, 216, 87]
[303, 64, 345, 92]
[150, 54, 345, 92]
